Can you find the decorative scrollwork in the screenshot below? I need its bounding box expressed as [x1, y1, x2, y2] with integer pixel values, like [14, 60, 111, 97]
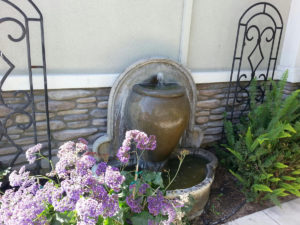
[226, 2, 283, 121]
[0, 0, 51, 170]
[0, 17, 26, 42]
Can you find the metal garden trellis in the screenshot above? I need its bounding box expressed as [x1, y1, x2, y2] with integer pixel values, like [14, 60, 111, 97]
[0, 0, 51, 171]
[225, 2, 283, 121]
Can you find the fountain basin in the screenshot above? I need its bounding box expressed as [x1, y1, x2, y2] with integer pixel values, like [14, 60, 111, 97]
[166, 148, 218, 219]
[116, 148, 218, 220]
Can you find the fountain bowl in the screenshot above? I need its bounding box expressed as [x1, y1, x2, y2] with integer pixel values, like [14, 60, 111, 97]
[166, 148, 218, 219]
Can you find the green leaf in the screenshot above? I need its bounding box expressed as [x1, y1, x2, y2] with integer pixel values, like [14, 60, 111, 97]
[245, 127, 253, 149]
[51, 211, 77, 225]
[252, 184, 273, 193]
[280, 183, 300, 197]
[226, 147, 242, 161]
[274, 162, 288, 169]
[153, 172, 164, 188]
[270, 177, 281, 182]
[283, 123, 296, 133]
[272, 188, 289, 197]
[229, 169, 247, 185]
[291, 170, 300, 175]
[259, 173, 273, 180]
[281, 176, 296, 181]
[131, 211, 154, 225]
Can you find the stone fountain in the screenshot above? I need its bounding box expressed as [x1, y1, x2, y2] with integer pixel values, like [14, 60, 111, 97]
[93, 58, 217, 218]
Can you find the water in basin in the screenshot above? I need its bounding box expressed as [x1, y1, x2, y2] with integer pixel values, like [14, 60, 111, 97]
[162, 155, 208, 190]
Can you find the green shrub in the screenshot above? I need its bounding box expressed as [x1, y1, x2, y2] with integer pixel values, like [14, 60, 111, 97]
[223, 71, 300, 204]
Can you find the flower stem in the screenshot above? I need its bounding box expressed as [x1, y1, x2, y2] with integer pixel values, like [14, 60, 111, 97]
[164, 155, 185, 191]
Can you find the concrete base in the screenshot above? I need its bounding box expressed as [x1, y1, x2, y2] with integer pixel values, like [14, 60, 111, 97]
[226, 198, 300, 225]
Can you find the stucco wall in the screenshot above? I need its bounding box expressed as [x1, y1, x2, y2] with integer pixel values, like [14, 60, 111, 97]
[0, 0, 292, 78]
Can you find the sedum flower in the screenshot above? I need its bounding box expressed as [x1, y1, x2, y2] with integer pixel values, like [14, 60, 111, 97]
[25, 143, 42, 164]
[104, 166, 125, 192]
[76, 197, 100, 225]
[126, 194, 143, 213]
[117, 130, 157, 163]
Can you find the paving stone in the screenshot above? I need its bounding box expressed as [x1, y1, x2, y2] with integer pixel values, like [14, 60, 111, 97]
[97, 101, 108, 109]
[36, 101, 76, 112]
[211, 107, 226, 114]
[96, 88, 111, 96]
[76, 97, 96, 103]
[14, 136, 48, 145]
[205, 127, 223, 135]
[48, 90, 94, 100]
[209, 114, 224, 121]
[97, 96, 109, 101]
[206, 120, 224, 127]
[25, 130, 48, 136]
[16, 113, 55, 123]
[0, 105, 12, 117]
[8, 134, 20, 140]
[67, 120, 90, 129]
[90, 109, 107, 118]
[64, 114, 89, 122]
[197, 96, 210, 101]
[7, 126, 24, 134]
[5, 119, 13, 127]
[1, 153, 27, 166]
[92, 119, 107, 126]
[263, 198, 300, 225]
[198, 89, 223, 96]
[226, 211, 278, 225]
[77, 103, 97, 109]
[52, 128, 98, 141]
[196, 117, 209, 124]
[0, 146, 18, 156]
[36, 121, 65, 131]
[202, 135, 222, 144]
[57, 109, 88, 116]
[196, 111, 210, 117]
[197, 83, 228, 90]
[197, 99, 221, 109]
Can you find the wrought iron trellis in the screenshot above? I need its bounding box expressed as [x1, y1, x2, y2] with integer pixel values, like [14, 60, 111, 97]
[0, 0, 51, 171]
[226, 2, 283, 120]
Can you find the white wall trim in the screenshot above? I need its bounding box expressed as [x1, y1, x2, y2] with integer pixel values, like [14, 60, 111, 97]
[179, 0, 194, 65]
[1, 69, 297, 91]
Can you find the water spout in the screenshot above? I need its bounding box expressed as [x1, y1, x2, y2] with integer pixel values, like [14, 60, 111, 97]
[157, 72, 164, 86]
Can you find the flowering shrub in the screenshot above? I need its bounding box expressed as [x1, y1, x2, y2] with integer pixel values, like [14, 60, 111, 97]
[0, 130, 188, 225]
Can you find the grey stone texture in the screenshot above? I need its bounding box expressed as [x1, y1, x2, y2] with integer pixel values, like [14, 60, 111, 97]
[48, 90, 94, 100]
[1, 81, 299, 168]
[52, 128, 98, 141]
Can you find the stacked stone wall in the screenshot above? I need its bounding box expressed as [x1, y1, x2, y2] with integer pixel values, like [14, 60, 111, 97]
[0, 82, 299, 169]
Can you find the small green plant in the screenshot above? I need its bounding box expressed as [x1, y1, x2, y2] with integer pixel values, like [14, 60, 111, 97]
[223, 71, 300, 204]
[0, 167, 10, 192]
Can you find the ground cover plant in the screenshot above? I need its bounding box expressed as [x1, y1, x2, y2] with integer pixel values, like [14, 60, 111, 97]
[0, 130, 190, 225]
[222, 71, 300, 204]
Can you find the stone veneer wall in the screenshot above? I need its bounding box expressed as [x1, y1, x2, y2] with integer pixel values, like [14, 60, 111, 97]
[0, 82, 299, 169]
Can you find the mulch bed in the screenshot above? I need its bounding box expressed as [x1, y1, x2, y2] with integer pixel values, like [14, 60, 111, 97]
[190, 165, 296, 225]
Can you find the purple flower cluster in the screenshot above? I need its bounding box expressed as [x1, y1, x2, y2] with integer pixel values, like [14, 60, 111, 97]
[25, 143, 42, 164]
[126, 194, 143, 213]
[0, 138, 124, 225]
[104, 166, 125, 192]
[0, 132, 185, 225]
[117, 130, 157, 163]
[147, 191, 182, 225]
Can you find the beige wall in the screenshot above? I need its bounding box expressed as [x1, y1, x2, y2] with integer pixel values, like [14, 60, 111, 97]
[0, 0, 292, 77]
[188, 0, 291, 71]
